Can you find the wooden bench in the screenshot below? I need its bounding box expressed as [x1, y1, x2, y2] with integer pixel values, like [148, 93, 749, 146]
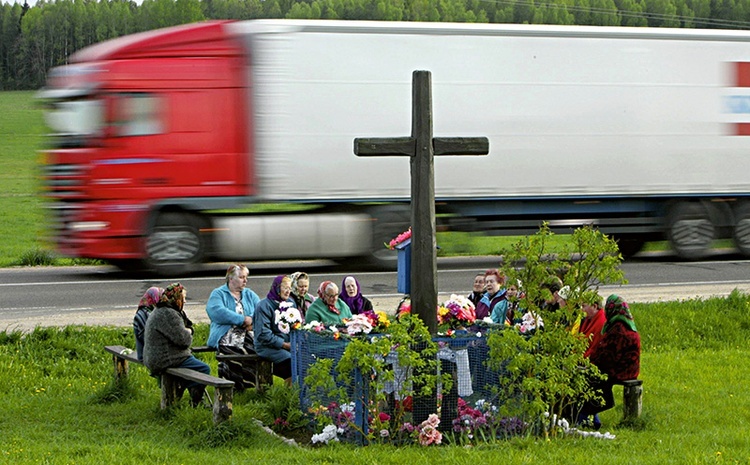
[619, 379, 643, 421]
[103, 345, 235, 424]
[215, 352, 273, 393]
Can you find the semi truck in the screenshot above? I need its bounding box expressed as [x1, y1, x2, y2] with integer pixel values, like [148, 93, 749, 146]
[37, 19, 750, 275]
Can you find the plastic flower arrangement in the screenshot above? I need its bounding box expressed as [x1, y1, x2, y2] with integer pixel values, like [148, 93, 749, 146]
[275, 302, 302, 334]
[417, 413, 443, 446]
[437, 294, 476, 330]
[345, 314, 373, 335]
[515, 311, 544, 334]
[361, 309, 391, 332]
[386, 227, 412, 250]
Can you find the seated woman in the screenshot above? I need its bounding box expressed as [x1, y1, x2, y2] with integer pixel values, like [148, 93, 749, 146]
[490, 280, 521, 325]
[339, 275, 373, 315]
[475, 269, 507, 321]
[289, 271, 315, 320]
[143, 283, 210, 407]
[578, 294, 641, 425]
[305, 281, 353, 326]
[467, 273, 485, 308]
[133, 286, 163, 362]
[253, 275, 296, 384]
[205, 264, 261, 389]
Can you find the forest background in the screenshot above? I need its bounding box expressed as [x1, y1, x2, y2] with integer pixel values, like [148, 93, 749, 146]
[3, 0, 750, 91]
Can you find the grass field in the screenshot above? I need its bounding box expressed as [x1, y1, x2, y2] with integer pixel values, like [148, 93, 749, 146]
[0, 91, 47, 267]
[1, 293, 749, 464]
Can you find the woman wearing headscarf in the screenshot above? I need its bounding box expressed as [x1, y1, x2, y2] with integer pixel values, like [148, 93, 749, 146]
[289, 271, 315, 319]
[253, 275, 296, 384]
[339, 275, 373, 315]
[133, 286, 163, 362]
[143, 283, 210, 407]
[305, 281, 353, 325]
[578, 294, 641, 423]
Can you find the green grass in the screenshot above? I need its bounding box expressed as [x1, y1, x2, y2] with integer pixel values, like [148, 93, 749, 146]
[1, 292, 750, 463]
[0, 91, 47, 267]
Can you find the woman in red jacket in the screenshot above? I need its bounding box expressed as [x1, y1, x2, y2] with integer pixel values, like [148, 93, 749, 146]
[578, 294, 641, 424]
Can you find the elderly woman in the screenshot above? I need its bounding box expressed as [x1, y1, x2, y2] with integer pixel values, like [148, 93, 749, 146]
[578, 294, 641, 425]
[305, 281, 353, 325]
[205, 264, 261, 389]
[253, 275, 297, 384]
[144, 283, 210, 407]
[289, 271, 315, 319]
[133, 286, 163, 362]
[339, 275, 373, 315]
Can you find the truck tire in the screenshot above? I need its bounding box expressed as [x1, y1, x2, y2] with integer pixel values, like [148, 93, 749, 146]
[357, 205, 411, 270]
[145, 212, 205, 276]
[732, 203, 750, 257]
[666, 202, 715, 260]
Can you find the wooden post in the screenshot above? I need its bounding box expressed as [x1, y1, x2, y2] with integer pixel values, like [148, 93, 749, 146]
[354, 70, 489, 334]
[622, 379, 643, 421]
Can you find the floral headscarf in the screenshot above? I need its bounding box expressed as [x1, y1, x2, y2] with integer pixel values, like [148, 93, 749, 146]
[267, 275, 286, 302]
[317, 281, 340, 314]
[290, 271, 308, 296]
[159, 283, 185, 311]
[340, 276, 366, 314]
[138, 287, 163, 312]
[603, 294, 637, 333]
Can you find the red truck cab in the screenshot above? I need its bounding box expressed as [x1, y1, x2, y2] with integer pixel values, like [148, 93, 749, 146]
[39, 21, 251, 273]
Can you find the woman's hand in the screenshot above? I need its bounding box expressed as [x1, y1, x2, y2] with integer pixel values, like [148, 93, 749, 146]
[243, 316, 253, 331]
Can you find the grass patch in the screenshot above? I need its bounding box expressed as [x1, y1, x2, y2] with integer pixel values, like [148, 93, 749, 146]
[1, 294, 750, 463]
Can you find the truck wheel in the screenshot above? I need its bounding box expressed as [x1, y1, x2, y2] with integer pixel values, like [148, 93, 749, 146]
[666, 202, 715, 260]
[732, 203, 750, 257]
[358, 205, 411, 270]
[145, 212, 205, 276]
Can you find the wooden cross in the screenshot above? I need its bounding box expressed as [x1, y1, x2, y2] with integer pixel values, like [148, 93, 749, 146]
[354, 70, 489, 334]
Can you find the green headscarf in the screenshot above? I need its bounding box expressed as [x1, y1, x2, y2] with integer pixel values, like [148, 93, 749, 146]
[603, 294, 637, 333]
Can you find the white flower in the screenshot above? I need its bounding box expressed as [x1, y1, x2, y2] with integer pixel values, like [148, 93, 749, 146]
[311, 424, 339, 444]
[275, 305, 301, 334]
[345, 314, 373, 335]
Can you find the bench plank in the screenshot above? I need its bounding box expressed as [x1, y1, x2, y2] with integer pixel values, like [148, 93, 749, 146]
[162, 367, 235, 424]
[216, 353, 273, 393]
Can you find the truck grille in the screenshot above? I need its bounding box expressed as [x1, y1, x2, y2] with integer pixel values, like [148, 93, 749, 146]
[41, 163, 86, 197]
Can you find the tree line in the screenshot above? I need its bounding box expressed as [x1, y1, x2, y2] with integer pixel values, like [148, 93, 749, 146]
[2, 0, 750, 90]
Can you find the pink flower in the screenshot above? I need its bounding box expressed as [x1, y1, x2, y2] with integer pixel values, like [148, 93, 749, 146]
[379, 412, 391, 422]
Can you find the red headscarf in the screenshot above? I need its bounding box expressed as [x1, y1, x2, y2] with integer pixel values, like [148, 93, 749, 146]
[317, 281, 339, 314]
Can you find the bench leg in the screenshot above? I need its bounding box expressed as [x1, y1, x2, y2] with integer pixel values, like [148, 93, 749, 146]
[213, 386, 233, 424]
[256, 360, 273, 393]
[113, 356, 129, 381]
[160, 374, 178, 409]
[622, 382, 643, 421]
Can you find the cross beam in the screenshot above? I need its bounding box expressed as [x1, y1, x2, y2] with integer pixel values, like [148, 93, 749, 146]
[354, 70, 489, 334]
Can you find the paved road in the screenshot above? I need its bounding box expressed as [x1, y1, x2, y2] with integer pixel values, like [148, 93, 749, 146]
[2, 253, 750, 331]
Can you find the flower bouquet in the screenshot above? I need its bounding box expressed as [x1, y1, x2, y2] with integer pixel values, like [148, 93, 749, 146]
[437, 294, 476, 331]
[275, 302, 302, 334]
[361, 309, 391, 332]
[515, 311, 543, 335]
[386, 227, 412, 250]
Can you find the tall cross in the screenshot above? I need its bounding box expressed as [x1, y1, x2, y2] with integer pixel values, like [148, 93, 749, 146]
[354, 70, 489, 334]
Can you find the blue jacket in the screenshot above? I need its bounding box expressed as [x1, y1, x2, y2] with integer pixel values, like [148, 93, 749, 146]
[205, 284, 260, 348]
[253, 297, 295, 363]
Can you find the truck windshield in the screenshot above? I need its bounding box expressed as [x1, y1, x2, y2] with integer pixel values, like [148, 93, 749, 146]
[42, 98, 104, 148]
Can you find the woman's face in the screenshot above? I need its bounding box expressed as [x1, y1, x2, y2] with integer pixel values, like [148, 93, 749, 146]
[345, 278, 358, 297]
[506, 285, 518, 299]
[582, 303, 599, 318]
[280, 280, 292, 301]
[485, 275, 500, 294]
[296, 278, 309, 296]
[473, 275, 485, 292]
[229, 268, 248, 292]
[323, 285, 339, 306]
